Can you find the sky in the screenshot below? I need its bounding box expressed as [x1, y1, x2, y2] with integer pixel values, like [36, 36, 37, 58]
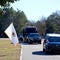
[11, 0, 60, 22]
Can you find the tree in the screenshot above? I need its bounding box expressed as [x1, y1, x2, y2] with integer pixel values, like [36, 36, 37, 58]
[46, 11, 60, 34]
[35, 17, 46, 36]
[0, 8, 28, 37]
[0, 0, 19, 7]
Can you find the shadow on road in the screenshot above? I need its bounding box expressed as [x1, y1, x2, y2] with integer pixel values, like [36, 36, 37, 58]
[32, 51, 45, 55]
[20, 42, 41, 45]
[32, 51, 60, 55]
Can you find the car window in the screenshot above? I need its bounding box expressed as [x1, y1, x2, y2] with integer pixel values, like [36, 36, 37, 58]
[47, 36, 60, 42]
[29, 34, 40, 37]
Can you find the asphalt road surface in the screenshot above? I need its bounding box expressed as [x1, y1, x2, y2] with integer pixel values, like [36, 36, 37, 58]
[21, 43, 60, 60]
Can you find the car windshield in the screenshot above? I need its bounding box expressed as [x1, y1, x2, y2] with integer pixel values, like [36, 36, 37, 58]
[29, 34, 40, 37]
[47, 36, 60, 42]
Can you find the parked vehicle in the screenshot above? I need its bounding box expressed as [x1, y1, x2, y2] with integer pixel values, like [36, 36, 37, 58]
[22, 26, 38, 42]
[43, 33, 60, 53]
[26, 33, 41, 44]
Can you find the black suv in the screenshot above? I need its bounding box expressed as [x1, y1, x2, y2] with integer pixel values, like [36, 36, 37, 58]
[43, 33, 60, 53]
[19, 26, 41, 43]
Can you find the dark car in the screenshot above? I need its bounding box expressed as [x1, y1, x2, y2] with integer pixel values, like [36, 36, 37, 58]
[22, 26, 38, 42]
[43, 33, 60, 53]
[26, 33, 41, 44]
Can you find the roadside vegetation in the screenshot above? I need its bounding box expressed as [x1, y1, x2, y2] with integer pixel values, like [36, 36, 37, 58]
[0, 39, 21, 60]
[0, 0, 60, 38]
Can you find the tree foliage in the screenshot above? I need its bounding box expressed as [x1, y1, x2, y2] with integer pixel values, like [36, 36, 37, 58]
[0, 0, 18, 6]
[35, 17, 46, 36]
[34, 11, 60, 36]
[46, 11, 60, 34]
[0, 8, 27, 37]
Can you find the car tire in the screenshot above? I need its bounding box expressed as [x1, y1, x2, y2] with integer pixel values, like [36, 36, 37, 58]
[43, 49, 50, 54]
[39, 41, 41, 44]
[43, 48, 45, 52]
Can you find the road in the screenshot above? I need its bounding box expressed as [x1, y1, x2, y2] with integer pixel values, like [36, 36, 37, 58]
[21, 43, 60, 60]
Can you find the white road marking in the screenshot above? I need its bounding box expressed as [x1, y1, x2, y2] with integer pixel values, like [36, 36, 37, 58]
[20, 45, 23, 60]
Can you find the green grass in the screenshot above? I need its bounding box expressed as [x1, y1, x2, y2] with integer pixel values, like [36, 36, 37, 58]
[0, 39, 21, 60]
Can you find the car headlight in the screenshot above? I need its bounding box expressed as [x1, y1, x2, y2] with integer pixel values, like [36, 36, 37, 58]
[29, 37, 33, 40]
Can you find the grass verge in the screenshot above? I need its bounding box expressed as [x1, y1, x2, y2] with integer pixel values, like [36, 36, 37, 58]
[0, 39, 21, 60]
